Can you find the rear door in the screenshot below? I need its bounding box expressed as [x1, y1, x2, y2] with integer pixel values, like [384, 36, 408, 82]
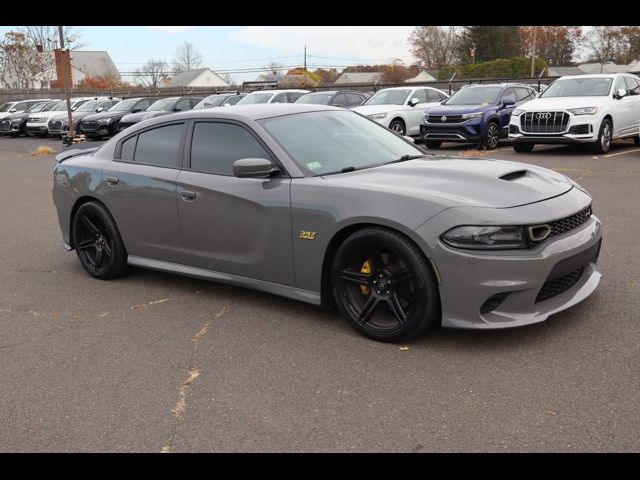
[101, 122, 187, 263]
[612, 76, 631, 135]
[624, 76, 640, 135]
[176, 120, 294, 285]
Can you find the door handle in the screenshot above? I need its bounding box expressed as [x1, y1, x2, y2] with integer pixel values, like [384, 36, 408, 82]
[106, 176, 119, 185]
[179, 189, 196, 200]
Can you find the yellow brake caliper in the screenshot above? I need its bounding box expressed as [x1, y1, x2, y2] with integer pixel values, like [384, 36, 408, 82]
[360, 259, 372, 295]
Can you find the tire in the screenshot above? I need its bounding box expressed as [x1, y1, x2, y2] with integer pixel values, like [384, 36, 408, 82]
[424, 140, 442, 149]
[592, 118, 612, 154]
[9, 132, 19, 138]
[633, 135, 640, 146]
[513, 143, 535, 153]
[331, 227, 441, 342]
[389, 119, 406, 136]
[481, 122, 500, 150]
[72, 201, 128, 279]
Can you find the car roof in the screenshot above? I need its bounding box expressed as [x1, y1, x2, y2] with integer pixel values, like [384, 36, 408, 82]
[558, 73, 638, 79]
[245, 89, 310, 94]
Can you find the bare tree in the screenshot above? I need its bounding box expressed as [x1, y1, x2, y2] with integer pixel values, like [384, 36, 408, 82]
[18, 26, 85, 51]
[587, 26, 619, 64]
[173, 42, 203, 74]
[409, 26, 461, 68]
[263, 61, 284, 77]
[0, 31, 52, 88]
[135, 59, 170, 88]
[219, 72, 233, 85]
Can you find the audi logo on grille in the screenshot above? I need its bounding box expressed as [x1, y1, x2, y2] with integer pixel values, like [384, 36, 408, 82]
[535, 112, 552, 120]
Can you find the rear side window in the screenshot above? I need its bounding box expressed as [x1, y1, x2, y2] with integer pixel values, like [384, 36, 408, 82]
[133, 123, 185, 168]
[136, 99, 151, 111]
[120, 135, 137, 161]
[190, 122, 271, 175]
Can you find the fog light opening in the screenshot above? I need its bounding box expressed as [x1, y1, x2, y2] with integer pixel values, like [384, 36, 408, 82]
[480, 292, 510, 314]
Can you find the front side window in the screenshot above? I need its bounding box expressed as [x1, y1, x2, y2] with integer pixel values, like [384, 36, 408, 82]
[76, 100, 100, 112]
[500, 88, 517, 104]
[25, 102, 49, 113]
[364, 89, 411, 106]
[0, 103, 13, 112]
[133, 123, 185, 168]
[410, 89, 428, 104]
[346, 93, 365, 106]
[624, 77, 640, 96]
[271, 93, 289, 103]
[541, 77, 613, 97]
[147, 98, 177, 112]
[426, 90, 444, 103]
[259, 110, 422, 176]
[296, 93, 333, 105]
[108, 99, 138, 112]
[237, 93, 274, 105]
[286, 92, 305, 102]
[224, 95, 244, 106]
[332, 94, 347, 106]
[190, 122, 271, 176]
[174, 99, 191, 111]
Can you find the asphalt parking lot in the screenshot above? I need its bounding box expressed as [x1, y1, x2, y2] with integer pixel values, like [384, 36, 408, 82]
[1, 135, 639, 452]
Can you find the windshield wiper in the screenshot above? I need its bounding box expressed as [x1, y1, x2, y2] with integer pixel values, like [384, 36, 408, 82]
[384, 154, 427, 165]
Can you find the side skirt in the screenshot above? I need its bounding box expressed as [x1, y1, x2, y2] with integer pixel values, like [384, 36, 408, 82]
[127, 255, 322, 306]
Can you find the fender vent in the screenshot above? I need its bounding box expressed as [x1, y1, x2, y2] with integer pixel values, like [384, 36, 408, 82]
[500, 170, 530, 181]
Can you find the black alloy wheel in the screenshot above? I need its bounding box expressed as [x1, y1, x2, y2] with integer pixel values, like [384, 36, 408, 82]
[482, 122, 500, 150]
[331, 227, 440, 342]
[72, 202, 128, 279]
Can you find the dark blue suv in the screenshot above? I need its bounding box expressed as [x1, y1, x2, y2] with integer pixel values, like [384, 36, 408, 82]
[420, 83, 537, 149]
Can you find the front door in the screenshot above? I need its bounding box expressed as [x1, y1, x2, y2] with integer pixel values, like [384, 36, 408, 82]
[176, 120, 295, 286]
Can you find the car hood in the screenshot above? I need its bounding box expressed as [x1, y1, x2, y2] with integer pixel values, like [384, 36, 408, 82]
[320, 157, 573, 209]
[520, 96, 612, 110]
[121, 111, 170, 123]
[352, 104, 408, 116]
[27, 110, 65, 120]
[82, 110, 129, 121]
[5, 112, 29, 121]
[426, 104, 494, 115]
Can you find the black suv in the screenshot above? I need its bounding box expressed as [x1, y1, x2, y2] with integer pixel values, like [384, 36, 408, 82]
[80, 97, 161, 139]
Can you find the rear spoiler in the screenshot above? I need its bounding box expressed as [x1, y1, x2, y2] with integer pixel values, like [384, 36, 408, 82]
[55, 147, 99, 163]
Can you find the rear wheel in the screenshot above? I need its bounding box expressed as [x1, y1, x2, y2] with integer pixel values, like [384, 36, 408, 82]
[72, 202, 128, 279]
[424, 140, 442, 149]
[331, 227, 440, 342]
[513, 143, 535, 153]
[389, 119, 406, 136]
[592, 119, 612, 154]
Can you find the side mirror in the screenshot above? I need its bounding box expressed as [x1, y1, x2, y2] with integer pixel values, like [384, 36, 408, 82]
[233, 158, 279, 178]
[408, 97, 420, 107]
[96, 107, 104, 113]
[616, 88, 627, 99]
[9, 108, 17, 113]
[403, 135, 415, 143]
[132, 108, 142, 113]
[502, 97, 516, 106]
[440, 100, 447, 105]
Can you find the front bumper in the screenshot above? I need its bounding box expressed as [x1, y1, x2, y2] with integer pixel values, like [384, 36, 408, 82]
[416, 188, 602, 329]
[420, 120, 487, 142]
[509, 115, 598, 144]
[26, 123, 48, 135]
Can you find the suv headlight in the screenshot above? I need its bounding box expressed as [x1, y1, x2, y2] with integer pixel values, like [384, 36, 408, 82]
[441, 225, 529, 250]
[568, 107, 598, 115]
[461, 112, 483, 120]
[512, 108, 524, 116]
[368, 113, 387, 120]
[97, 117, 112, 124]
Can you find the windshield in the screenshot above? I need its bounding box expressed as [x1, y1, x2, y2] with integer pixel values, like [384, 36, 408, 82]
[76, 100, 100, 112]
[0, 103, 13, 112]
[147, 97, 177, 111]
[541, 78, 613, 97]
[194, 95, 228, 109]
[295, 93, 334, 105]
[237, 93, 274, 105]
[25, 102, 49, 113]
[364, 89, 411, 106]
[444, 86, 502, 105]
[259, 110, 422, 176]
[108, 99, 137, 112]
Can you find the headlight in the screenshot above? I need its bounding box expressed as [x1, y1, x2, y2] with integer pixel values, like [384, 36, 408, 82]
[568, 107, 598, 115]
[97, 118, 112, 124]
[512, 108, 524, 116]
[441, 225, 529, 250]
[461, 112, 483, 120]
[368, 113, 388, 120]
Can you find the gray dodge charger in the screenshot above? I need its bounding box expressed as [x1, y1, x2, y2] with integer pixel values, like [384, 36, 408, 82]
[52, 104, 602, 342]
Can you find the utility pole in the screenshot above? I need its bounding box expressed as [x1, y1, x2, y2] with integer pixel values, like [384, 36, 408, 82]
[531, 27, 537, 77]
[303, 45, 307, 88]
[58, 26, 74, 140]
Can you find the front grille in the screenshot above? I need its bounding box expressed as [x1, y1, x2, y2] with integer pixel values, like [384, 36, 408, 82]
[82, 121, 98, 131]
[509, 124, 519, 134]
[520, 111, 569, 134]
[529, 205, 592, 247]
[536, 267, 584, 302]
[427, 114, 464, 124]
[28, 117, 45, 123]
[49, 120, 63, 131]
[568, 124, 591, 135]
[0, 119, 10, 132]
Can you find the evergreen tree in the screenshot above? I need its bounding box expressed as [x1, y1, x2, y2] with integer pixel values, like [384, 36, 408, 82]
[458, 26, 522, 63]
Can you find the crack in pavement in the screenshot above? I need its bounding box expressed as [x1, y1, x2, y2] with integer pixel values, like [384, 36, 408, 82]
[161, 304, 229, 453]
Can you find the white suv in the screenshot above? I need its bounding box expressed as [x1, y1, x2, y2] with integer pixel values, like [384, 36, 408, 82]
[509, 74, 640, 153]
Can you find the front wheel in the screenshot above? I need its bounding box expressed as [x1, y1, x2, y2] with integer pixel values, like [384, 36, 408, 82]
[513, 143, 535, 153]
[592, 119, 612, 154]
[72, 202, 128, 279]
[481, 122, 500, 149]
[389, 119, 406, 136]
[331, 227, 441, 342]
[424, 140, 442, 149]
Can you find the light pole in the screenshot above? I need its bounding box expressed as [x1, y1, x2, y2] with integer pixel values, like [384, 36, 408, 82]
[58, 26, 75, 142]
[531, 27, 537, 77]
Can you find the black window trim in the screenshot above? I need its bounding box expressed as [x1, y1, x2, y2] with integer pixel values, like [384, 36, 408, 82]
[114, 120, 187, 170]
[183, 118, 291, 178]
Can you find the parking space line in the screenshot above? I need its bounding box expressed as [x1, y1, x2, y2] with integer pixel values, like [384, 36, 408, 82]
[604, 148, 640, 158]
